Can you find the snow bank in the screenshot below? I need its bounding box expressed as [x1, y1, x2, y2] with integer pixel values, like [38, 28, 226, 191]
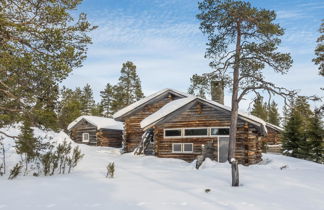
[1, 126, 324, 210]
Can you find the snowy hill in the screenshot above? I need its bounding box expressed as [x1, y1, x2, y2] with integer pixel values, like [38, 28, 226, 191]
[0, 127, 324, 210]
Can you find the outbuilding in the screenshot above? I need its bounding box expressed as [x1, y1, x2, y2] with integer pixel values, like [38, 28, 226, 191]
[67, 116, 123, 147]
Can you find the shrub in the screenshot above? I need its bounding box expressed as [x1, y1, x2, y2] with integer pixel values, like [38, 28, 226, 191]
[8, 163, 23, 180]
[106, 162, 115, 178]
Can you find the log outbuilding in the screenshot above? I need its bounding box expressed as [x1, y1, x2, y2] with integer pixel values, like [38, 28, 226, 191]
[67, 116, 123, 147]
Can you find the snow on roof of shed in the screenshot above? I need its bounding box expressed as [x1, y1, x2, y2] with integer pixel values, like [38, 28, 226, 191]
[266, 122, 284, 132]
[140, 97, 267, 133]
[113, 88, 189, 120]
[67, 116, 123, 131]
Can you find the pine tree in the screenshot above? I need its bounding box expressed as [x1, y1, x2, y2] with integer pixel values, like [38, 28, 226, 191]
[58, 87, 83, 130]
[313, 19, 324, 76]
[15, 119, 41, 174]
[100, 83, 114, 117]
[0, 0, 96, 134]
[268, 101, 280, 126]
[91, 103, 104, 116]
[251, 97, 268, 121]
[197, 0, 293, 186]
[307, 112, 324, 163]
[111, 61, 144, 113]
[282, 109, 307, 159]
[81, 84, 95, 115]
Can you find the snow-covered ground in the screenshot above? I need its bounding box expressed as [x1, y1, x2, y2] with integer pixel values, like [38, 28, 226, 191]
[0, 127, 324, 210]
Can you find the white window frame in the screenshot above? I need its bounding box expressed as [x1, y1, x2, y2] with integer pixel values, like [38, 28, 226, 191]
[164, 128, 182, 138]
[164, 127, 230, 139]
[82, 133, 90, 143]
[172, 143, 194, 153]
[184, 128, 209, 137]
[172, 143, 183, 153]
[182, 143, 194, 153]
[210, 127, 230, 137]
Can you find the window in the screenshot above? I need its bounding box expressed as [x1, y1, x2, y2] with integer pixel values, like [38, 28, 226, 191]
[172, 143, 182, 152]
[184, 128, 208, 136]
[211, 128, 230, 136]
[172, 143, 193, 153]
[165, 129, 182, 137]
[82, 133, 89, 142]
[183, 143, 193, 153]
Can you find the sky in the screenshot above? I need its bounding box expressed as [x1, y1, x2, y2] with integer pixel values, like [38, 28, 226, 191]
[62, 0, 324, 112]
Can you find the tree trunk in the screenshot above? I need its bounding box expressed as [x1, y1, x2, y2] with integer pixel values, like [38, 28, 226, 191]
[228, 20, 241, 187]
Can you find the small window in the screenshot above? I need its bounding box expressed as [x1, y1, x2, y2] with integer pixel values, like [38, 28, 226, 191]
[82, 133, 89, 142]
[165, 129, 182, 137]
[211, 128, 230, 136]
[184, 128, 208, 136]
[172, 143, 182, 152]
[183, 143, 193, 153]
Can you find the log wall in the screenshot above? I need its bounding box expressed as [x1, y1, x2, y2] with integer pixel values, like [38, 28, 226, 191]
[123, 94, 182, 152]
[154, 102, 262, 165]
[70, 119, 97, 145]
[97, 129, 123, 148]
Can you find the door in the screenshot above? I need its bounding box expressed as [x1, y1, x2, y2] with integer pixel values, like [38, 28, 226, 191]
[218, 137, 229, 163]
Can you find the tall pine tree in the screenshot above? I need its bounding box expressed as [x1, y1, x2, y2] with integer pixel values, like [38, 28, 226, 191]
[268, 101, 280, 126]
[111, 61, 144, 113]
[307, 112, 324, 163]
[250, 96, 268, 121]
[81, 84, 95, 115]
[100, 83, 114, 117]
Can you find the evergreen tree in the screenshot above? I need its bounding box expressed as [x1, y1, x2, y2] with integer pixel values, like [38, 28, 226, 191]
[91, 103, 104, 116]
[307, 112, 324, 163]
[268, 101, 280, 126]
[251, 97, 268, 121]
[100, 83, 114, 117]
[313, 19, 324, 76]
[81, 84, 95, 115]
[0, 0, 96, 133]
[111, 61, 144, 113]
[293, 96, 313, 130]
[58, 87, 83, 129]
[15, 118, 41, 174]
[282, 109, 308, 159]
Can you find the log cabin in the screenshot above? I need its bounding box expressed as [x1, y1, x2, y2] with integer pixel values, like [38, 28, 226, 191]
[67, 116, 123, 147]
[114, 88, 283, 165]
[140, 97, 267, 165]
[113, 88, 189, 152]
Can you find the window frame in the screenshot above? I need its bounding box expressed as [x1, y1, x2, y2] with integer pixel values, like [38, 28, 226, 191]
[164, 127, 230, 139]
[164, 128, 182, 138]
[210, 127, 230, 137]
[82, 132, 90, 142]
[182, 143, 194, 153]
[172, 143, 183, 153]
[184, 128, 208, 137]
[172, 143, 194, 153]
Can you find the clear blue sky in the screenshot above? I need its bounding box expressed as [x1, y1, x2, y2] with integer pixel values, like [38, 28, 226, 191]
[62, 0, 324, 111]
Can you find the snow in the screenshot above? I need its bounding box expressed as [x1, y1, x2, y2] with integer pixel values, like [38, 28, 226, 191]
[140, 96, 267, 132]
[1, 127, 324, 210]
[67, 115, 123, 131]
[113, 88, 189, 119]
[266, 122, 284, 132]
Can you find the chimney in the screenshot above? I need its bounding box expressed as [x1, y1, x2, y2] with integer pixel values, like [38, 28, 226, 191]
[211, 80, 224, 104]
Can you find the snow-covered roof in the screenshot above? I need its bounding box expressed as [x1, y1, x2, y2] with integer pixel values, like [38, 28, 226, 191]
[266, 122, 284, 132]
[67, 116, 124, 131]
[140, 96, 267, 134]
[113, 88, 189, 120]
